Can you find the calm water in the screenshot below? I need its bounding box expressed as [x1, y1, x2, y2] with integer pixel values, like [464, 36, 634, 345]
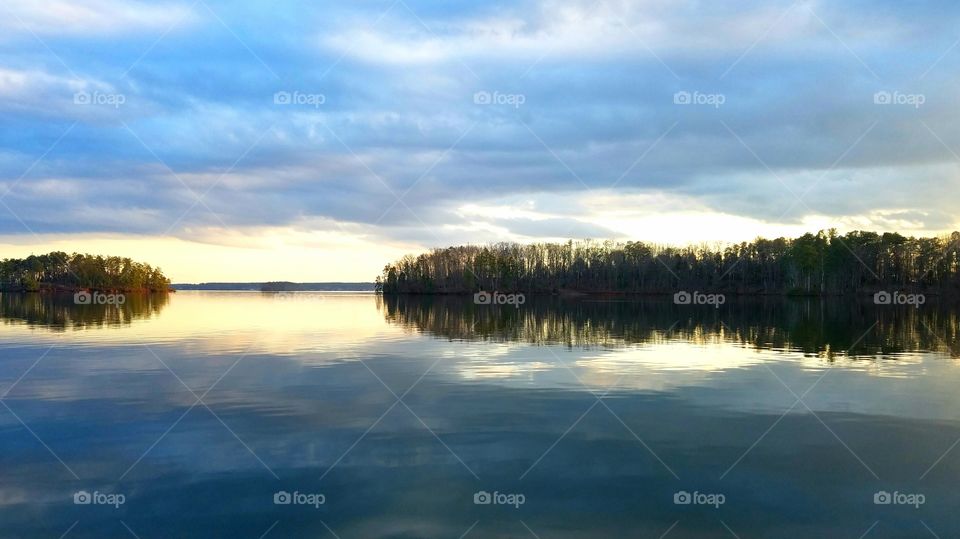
[1, 292, 959, 538]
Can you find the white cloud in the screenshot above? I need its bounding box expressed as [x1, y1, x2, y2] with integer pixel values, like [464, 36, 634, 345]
[319, 0, 876, 67]
[0, 0, 197, 36]
[0, 68, 82, 110]
[0, 67, 151, 123]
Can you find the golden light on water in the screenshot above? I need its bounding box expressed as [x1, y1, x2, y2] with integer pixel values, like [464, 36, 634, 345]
[2, 292, 403, 355]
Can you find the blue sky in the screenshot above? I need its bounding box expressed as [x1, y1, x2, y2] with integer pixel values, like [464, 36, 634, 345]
[1, 0, 959, 280]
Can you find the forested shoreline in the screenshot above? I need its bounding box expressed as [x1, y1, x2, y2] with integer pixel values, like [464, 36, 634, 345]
[376, 230, 960, 296]
[0, 252, 171, 292]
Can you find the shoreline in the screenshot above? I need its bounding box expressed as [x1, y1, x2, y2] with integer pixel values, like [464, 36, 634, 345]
[0, 284, 174, 294]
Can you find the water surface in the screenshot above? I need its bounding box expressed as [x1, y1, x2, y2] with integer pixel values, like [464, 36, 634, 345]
[1, 292, 958, 538]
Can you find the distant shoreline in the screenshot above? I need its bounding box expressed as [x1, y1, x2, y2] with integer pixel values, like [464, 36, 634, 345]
[172, 282, 376, 292]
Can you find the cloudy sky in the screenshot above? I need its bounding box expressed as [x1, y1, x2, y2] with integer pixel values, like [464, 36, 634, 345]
[1, 0, 958, 281]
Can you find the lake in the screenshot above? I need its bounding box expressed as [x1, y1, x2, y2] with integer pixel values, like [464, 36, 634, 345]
[1, 291, 958, 538]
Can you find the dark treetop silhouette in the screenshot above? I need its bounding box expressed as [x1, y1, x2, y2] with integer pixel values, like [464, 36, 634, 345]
[376, 230, 960, 296]
[0, 252, 171, 292]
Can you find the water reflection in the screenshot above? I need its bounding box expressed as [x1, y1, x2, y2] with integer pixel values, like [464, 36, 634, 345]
[0, 292, 169, 330]
[380, 295, 960, 358]
[1, 293, 959, 538]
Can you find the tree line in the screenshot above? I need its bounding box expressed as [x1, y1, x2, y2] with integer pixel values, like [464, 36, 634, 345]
[0, 252, 171, 292]
[376, 230, 960, 296]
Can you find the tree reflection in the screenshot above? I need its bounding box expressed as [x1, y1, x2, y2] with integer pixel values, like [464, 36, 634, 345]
[0, 292, 170, 330]
[379, 295, 960, 359]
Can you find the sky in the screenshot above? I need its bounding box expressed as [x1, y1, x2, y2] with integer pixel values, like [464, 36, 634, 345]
[0, 0, 959, 282]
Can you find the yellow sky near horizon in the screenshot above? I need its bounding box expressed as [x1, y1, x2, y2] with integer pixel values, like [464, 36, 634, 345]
[0, 233, 411, 283]
[0, 207, 955, 282]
